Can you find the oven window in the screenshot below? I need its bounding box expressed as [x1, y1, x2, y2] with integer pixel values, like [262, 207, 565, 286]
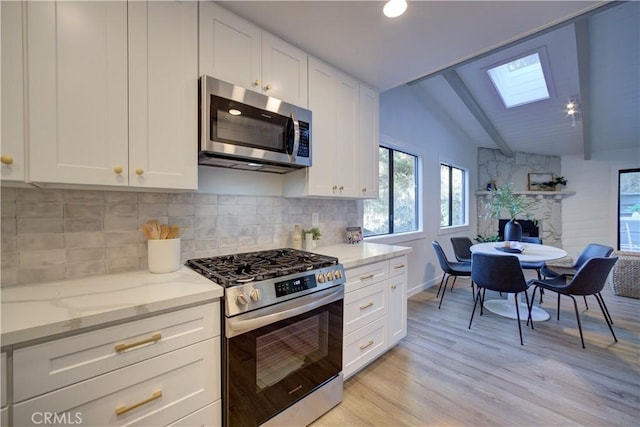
[256, 313, 328, 390]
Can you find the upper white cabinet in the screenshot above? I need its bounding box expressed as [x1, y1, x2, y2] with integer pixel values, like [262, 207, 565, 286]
[1, 1, 26, 182]
[199, 1, 308, 107]
[284, 57, 379, 199]
[26, 1, 197, 190]
[358, 84, 380, 199]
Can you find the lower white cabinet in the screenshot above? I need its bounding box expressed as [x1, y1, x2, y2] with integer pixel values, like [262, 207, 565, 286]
[343, 255, 408, 379]
[11, 302, 221, 427]
[1, 351, 7, 425]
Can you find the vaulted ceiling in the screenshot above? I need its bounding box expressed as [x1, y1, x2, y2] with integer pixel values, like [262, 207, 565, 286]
[219, 1, 640, 160]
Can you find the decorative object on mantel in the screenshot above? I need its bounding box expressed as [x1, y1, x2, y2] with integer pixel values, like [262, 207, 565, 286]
[485, 185, 536, 242]
[486, 179, 498, 191]
[528, 173, 567, 191]
[346, 227, 363, 244]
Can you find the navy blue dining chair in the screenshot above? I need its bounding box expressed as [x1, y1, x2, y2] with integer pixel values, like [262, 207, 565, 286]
[432, 241, 473, 309]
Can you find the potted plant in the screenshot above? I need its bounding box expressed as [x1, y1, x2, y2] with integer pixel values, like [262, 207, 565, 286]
[485, 185, 535, 241]
[302, 227, 321, 249]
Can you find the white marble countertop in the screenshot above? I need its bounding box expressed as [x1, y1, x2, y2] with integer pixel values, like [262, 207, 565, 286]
[312, 242, 412, 269]
[1, 267, 223, 347]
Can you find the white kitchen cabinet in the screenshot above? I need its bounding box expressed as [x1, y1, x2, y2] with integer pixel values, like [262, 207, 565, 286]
[26, 1, 197, 190]
[1, 1, 26, 182]
[388, 255, 408, 346]
[284, 56, 379, 199]
[343, 255, 408, 379]
[12, 301, 221, 427]
[1, 351, 6, 411]
[199, 1, 308, 107]
[358, 84, 380, 199]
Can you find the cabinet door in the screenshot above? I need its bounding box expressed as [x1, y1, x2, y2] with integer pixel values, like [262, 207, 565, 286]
[1, 1, 26, 182]
[335, 72, 359, 197]
[305, 57, 338, 197]
[27, 1, 129, 186]
[388, 272, 407, 345]
[199, 1, 261, 93]
[128, 1, 198, 190]
[261, 32, 308, 107]
[358, 84, 380, 199]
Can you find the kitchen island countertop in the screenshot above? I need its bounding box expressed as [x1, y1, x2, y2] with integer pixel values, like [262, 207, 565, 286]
[1, 267, 223, 347]
[312, 242, 412, 269]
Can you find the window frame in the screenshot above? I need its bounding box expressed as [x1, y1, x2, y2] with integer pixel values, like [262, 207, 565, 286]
[440, 162, 469, 229]
[363, 144, 420, 240]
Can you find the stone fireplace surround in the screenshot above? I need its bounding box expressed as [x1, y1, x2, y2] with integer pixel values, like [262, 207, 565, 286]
[476, 148, 575, 248]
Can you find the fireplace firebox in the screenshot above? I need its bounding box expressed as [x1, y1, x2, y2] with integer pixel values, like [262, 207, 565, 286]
[498, 219, 539, 241]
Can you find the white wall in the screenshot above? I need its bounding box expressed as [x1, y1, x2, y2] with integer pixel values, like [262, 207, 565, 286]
[561, 148, 640, 259]
[374, 84, 478, 296]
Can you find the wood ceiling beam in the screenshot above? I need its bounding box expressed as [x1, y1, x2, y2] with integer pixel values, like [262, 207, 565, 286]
[575, 18, 592, 160]
[442, 70, 514, 157]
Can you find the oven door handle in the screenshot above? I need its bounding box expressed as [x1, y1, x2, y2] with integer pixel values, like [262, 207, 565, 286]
[226, 285, 343, 338]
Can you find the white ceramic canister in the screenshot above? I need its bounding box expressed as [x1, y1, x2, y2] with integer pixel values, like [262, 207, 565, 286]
[148, 238, 181, 273]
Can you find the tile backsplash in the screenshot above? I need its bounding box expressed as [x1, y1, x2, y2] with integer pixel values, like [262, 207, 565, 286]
[1, 188, 359, 287]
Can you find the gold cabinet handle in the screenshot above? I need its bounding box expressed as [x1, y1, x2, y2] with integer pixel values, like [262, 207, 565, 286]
[359, 340, 374, 350]
[115, 390, 162, 416]
[360, 301, 374, 310]
[362, 187, 367, 193]
[113, 166, 123, 174]
[332, 185, 338, 190]
[252, 79, 260, 87]
[0, 155, 14, 165]
[391, 284, 397, 290]
[394, 264, 405, 270]
[135, 167, 144, 176]
[360, 273, 374, 281]
[339, 186, 344, 190]
[264, 83, 272, 91]
[115, 333, 161, 352]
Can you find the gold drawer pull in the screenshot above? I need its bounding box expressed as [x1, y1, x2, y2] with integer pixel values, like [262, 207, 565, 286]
[360, 301, 374, 310]
[115, 333, 161, 352]
[115, 390, 162, 416]
[359, 340, 374, 350]
[394, 264, 405, 269]
[391, 285, 397, 290]
[360, 274, 374, 281]
[1, 155, 14, 165]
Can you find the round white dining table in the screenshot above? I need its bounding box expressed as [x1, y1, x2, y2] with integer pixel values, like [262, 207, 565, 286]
[469, 242, 568, 321]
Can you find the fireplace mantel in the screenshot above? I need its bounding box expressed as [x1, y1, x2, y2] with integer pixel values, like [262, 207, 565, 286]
[476, 190, 576, 198]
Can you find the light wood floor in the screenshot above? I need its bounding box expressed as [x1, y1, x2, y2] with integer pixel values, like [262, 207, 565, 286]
[312, 278, 640, 427]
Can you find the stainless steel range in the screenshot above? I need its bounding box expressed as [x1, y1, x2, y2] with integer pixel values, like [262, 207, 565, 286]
[186, 248, 345, 427]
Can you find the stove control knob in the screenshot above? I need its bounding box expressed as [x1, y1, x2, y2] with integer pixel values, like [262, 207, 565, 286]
[317, 273, 326, 283]
[325, 271, 334, 281]
[333, 270, 342, 279]
[250, 288, 261, 302]
[236, 292, 249, 306]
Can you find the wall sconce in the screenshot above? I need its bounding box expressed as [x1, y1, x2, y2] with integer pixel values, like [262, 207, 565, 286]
[383, 0, 407, 18]
[566, 96, 580, 127]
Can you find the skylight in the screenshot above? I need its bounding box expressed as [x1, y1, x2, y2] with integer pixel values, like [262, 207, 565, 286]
[487, 52, 550, 108]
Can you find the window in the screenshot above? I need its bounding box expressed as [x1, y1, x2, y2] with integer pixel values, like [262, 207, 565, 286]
[618, 168, 640, 252]
[487, 52, 550, 108]
[363, 147, 418, 237]
[440, 163, 467, 227]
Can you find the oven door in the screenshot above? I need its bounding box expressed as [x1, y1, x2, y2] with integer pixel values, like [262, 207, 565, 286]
[224, 285, 343, 427]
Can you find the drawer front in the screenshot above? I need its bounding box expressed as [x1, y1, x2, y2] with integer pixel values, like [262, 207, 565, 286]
[343, 281, 387, 335]
[344, 260, 389, 293]
[343, 316, 388, 379]
[15, 302, 220, 402]
[1, 352, 6, 407]
[389, 255, 408, 278]
[167, 400, 221, 427]
[0, 406, 7, 427]
[14, 338, 220, 427]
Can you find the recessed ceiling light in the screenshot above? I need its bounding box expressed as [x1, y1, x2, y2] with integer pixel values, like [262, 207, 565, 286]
[383, 0, 407, 18]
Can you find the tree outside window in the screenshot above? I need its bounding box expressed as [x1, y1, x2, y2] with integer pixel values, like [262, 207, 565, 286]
[364, 147, 418, 236]
[440, 164, 467, 227]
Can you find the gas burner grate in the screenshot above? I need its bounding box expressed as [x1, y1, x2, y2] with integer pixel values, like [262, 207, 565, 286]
[186, 248, 339, 287]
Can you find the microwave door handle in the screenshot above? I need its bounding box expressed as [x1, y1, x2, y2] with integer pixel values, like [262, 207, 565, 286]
[288, 112, 300, 161]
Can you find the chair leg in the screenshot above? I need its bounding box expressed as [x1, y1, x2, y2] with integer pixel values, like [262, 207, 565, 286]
[450, 275, 458, 292]
[436, 274, 446, 298]
[569, 295, 586, 349]
[596, 292, 614, 325]
[523, 290, 533, 329]
[480, 288, 486, 315]
[438, 276, 450, 309]
[514, 292, 524, 345]
[468, 288, 482, 329]
[527, 287, 537, 329]
[471, 281, 475, 301]
[557, 293, 561, 320]
[584, 296, 589, 310]
[539, 288, 544, 304]
[594, 293, 618, 342]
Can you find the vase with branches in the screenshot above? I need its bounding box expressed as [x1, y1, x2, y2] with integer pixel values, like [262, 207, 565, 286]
[485, 185, 536, 241]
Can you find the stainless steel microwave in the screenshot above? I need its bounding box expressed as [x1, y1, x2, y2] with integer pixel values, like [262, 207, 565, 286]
[199, 75, 312, 174]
